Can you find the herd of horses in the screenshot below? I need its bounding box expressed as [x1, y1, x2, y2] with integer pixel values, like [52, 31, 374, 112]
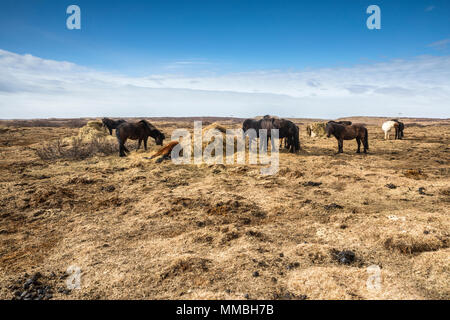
[242, 115, 301, 153]
[101, 117, 405, 157]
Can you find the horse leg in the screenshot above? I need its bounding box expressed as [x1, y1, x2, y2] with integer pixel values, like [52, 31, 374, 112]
[118, 141, 126, 157]
[144, 137, 148, 151]
[338, 139, 343, 153]
[137, 139, 141, 150]
[122, 138, 130, 153]
[119, 144, 126, 157]
[356, 137, 361, 153]
[116, 131, 126, 157]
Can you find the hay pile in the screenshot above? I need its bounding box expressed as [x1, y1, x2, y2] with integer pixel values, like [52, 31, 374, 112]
[200, 123, 228, 160]
[306, 122, 326, 137]
[77, 121, 110, 141]
[58, 121, 115, 151]
[202, 122, 227, 134]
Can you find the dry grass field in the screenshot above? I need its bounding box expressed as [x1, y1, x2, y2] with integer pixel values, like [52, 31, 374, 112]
[0, 117, 449, 300]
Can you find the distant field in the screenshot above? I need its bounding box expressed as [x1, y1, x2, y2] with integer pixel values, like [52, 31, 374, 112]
[0, 117, 449, 300]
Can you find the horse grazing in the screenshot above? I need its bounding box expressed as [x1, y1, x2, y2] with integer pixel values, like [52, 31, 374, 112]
[390, 119, 404, 139]
[280, 121, 300, 153]
[381, 120, 401, 140]
[102, 118, 126, 135]
[325, 122, 368, 154]
[115, 120, 165, 157]
[260, 117, 300, 153]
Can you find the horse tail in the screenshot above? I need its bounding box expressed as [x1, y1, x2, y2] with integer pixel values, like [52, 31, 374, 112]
[364, 128, 369, 150]
[293, 126, 300, 152]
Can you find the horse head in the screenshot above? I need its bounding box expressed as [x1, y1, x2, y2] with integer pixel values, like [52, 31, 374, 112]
[325, 122, 334, 138]
[102, 118, 113, 135]
[139, 120, 165, 145]
[154, 131, 165, 146]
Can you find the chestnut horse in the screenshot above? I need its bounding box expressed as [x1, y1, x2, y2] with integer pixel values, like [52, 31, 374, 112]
[116, 120, 165, 157]
[325, 122, 369, 154]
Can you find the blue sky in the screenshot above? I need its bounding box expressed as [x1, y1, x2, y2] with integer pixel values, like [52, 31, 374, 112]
[0, 0, 449, 118]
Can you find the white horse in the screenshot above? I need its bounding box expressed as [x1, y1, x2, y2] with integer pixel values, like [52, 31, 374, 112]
[381, 120, 399, 140]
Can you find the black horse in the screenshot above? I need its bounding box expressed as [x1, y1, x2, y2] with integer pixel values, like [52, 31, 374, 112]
[286, 123, 300, 152]
[116, 120, 165, 157]
[390, 119, 404, 139]
[242, 119, 261, 150]
[102, 118, 127, 135]
[325, 122, 368, 154]
[242, 119, 261, 136]
[271, 118, 300, 153]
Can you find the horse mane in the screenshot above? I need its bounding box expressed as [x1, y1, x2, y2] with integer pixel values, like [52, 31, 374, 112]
[139, 119, 155, 131]
[326, 121, 345, 135]
[139, 120, 164, 139]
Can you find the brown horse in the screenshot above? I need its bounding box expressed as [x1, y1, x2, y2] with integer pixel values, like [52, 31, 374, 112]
[116, 120, 165, 157]
[325, 122, 369, 154]
[149, 141, 179, 159]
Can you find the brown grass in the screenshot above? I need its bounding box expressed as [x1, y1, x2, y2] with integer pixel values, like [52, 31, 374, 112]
[0, 117, 449, 300]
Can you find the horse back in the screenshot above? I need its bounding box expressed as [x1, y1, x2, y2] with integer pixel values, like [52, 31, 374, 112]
[117, 122, 143, 140]
[340, 124, 366, 140]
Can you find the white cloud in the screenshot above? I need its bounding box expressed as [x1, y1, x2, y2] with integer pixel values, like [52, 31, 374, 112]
[0, 49, 449, 119]
[428, 38, 450, 50]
